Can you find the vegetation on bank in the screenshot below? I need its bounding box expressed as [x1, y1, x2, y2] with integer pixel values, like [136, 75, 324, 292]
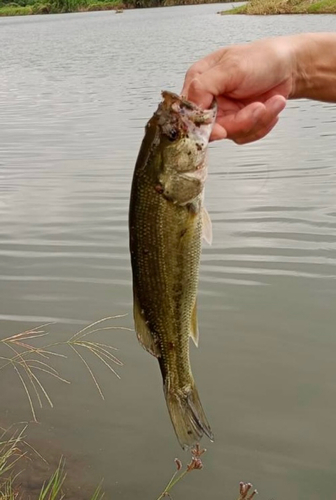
[221, 0, 336, 14]
[0, 319, 124, 498]
[0, 425, 203, 500]
[0, 0, 232, 17]
[0, 433, 104, 500]
[0, 430, 257, 500]
[0, 321, 257, 500]
[0, 0, 118, 15]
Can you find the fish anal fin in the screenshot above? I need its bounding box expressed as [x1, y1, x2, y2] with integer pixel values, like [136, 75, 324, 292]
[202, 206, 213, 245]
[133, 296, 160, 358]
[190, 301, 199, 347]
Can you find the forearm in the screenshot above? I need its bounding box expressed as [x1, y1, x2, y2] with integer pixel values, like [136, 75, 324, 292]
[290, 32, 336, 102]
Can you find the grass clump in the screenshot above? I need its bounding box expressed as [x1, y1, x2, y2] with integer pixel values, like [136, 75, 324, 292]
[86, 2, 117, 10]
[0, 0, 123, 15]
[0, 317, 128, 498]
[0, 430, 105, 500]
[0, 4, 32, 14]
[221, 0, 336, 14]
[0, 427, 26, 491]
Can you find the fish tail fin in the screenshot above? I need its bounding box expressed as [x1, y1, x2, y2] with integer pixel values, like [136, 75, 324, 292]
[164, 378, 214, 450]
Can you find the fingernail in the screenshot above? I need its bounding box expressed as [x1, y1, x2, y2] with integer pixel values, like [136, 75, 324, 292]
[252, 106, 264, 120]
[271, 97, 286, 113]
[266, 95, 286, 114]
[187, 78, 212, 109]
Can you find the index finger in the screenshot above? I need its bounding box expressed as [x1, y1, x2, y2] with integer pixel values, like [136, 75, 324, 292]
[181, 49, 224, 97]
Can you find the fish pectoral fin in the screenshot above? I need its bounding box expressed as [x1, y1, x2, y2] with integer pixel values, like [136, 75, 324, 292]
[134, 296, 160, 358]
[202, 206, 213, 245]
[190, 301, 199, 348]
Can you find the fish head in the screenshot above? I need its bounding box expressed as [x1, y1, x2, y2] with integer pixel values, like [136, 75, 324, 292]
[154, 91, 217, 205]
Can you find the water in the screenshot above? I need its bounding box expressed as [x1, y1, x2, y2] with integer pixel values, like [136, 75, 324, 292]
[1, 5, 336, 499]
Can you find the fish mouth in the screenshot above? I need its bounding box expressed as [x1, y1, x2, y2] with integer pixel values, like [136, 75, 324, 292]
[161, 91, 217, 126]
[159, 91, 217, 147]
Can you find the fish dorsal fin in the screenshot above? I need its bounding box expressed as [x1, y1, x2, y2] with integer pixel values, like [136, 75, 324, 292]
[190, 301, 199, 347]
[202, 206, 213, 245]
[133, 296, 160, 358]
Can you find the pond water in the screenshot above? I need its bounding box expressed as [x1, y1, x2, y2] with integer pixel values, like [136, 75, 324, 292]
[1, 4, 336, 499]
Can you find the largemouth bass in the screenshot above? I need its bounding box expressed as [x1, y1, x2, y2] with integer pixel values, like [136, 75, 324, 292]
[129, 91, 216, 449]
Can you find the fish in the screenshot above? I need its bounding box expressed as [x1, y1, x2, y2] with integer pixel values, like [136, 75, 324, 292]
[129, 90, 216, 449]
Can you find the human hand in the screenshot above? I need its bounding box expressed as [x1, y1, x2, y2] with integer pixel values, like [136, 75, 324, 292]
[181, 37, 297, 143]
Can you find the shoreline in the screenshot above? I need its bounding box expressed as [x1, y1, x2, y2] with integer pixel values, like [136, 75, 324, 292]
[0, 0, 235, 17]
[220, 0, 336, 14]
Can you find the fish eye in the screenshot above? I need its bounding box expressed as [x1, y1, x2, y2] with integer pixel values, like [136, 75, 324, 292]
[167, 128, 179, 141]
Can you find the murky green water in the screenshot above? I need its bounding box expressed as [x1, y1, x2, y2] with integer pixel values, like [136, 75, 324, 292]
[1, 5, 336, 499]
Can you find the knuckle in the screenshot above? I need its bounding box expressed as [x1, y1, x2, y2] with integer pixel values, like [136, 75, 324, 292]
[233, 136, 246, 145]
[188, 76, 200, 90]
[252, 113, 271, 132]
[227, 56, 241, 73]
[185, 66, 198, 82]
[186, 77, 202, 97]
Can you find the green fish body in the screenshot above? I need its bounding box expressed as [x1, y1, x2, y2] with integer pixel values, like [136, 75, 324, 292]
[129, 91, 215, 449]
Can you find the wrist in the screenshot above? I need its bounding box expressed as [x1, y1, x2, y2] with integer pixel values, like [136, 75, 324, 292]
[289, 33, 336, 102]
[289, 33, 316, 99]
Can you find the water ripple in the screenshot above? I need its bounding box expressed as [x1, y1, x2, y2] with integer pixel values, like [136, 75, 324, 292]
[1, 7, 336, 500]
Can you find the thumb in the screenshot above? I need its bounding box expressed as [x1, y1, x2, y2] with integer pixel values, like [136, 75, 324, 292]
[184, 77, 214, 109]
[185, 66, 233, 109]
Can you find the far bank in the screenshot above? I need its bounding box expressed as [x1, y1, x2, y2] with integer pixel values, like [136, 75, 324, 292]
[221, 0, 336, 14]
[0, 0, 237, 17]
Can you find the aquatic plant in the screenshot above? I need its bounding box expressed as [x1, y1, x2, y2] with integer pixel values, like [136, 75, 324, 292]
[156, 444, 206, 500]
[155, 445, 258, 500]
[238, 482, 258, 500]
